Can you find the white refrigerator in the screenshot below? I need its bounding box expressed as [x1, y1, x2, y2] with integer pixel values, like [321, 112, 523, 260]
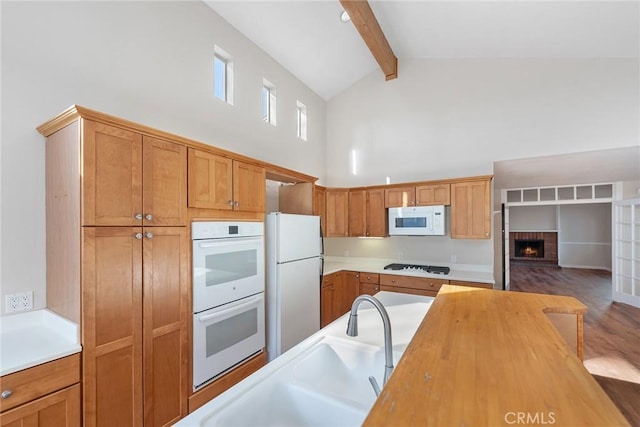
[266, 213, 322, 361]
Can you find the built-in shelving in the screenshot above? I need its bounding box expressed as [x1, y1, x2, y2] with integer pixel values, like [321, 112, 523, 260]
[505, 183, 613, 206]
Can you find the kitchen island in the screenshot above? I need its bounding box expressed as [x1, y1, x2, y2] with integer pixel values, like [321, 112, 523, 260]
[178, 286, 628, 426]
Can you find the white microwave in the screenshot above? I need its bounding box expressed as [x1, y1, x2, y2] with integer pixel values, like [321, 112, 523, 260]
[388, 206, 445, 236]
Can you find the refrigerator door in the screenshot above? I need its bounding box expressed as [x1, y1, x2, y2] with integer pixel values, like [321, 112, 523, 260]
[275, 213, 321, 263]
[268, 256, 320, 360]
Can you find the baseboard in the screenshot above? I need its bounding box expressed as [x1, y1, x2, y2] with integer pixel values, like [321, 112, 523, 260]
[558, 264, 612, 272]
[613, 291, 640, 309]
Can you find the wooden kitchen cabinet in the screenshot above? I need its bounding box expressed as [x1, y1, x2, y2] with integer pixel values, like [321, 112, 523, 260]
[314, 185, 326, 236]
[188, 148, 265, 213]
[82, 227, 189, 427]
[385, 184, 450, 208]
[321, 273, 339, 327]
[379, 274, 449, 297]
[349, 189, 387, 237]
[342, 271, 360, 314]
[0, 355, 81, 427]
[83, 121, 186, 226]
[359, 272, 380, 296]
[450, 179, 491, 239]
[325, 189, 349, 237]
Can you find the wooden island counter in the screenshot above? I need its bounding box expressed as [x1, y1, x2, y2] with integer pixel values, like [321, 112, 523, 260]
[364, 285, 629, 426]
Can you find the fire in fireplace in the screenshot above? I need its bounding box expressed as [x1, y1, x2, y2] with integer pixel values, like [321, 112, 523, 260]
[515, 239, 544, 258]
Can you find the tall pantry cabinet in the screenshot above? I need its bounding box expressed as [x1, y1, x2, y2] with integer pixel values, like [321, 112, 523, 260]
[39, 108, 189, 427]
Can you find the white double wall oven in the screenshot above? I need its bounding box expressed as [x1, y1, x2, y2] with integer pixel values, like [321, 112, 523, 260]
[191, 221, 265, 390]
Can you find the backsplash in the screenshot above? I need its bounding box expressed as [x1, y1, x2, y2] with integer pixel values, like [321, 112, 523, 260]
[324, 236, 493, 267]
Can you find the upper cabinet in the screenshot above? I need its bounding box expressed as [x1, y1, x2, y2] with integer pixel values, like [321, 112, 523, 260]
[385, 184, 450, 208]
[325, 189, 349, 237]
[450, 179, 491, 239]
[83, 121, 186, 226]
[187, 148, 265, 213]
[349, 189, 386, 237]
[314, 185, 326, 237]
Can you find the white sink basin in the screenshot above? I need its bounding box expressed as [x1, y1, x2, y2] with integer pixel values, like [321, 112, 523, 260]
[293, 336, 401, 406]
[201, 380, 367, 427]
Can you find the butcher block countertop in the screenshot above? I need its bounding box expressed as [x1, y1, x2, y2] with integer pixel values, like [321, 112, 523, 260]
[364, 285, 629, 427]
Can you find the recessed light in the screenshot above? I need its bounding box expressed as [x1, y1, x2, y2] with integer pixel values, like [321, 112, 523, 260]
[340, 10, 351, 22]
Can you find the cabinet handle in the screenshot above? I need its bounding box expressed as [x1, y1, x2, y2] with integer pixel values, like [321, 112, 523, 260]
[234, 201, 240, 207]
[429, 283, 434, 288]
[134, 233, 143, 240]
[135, 213, 143, 220]
[356, 274, 359, 278]
[228, 200, 234, 206]
[145, 232, 153, 239]
[1, 390, 12, 399]
[145, 214, 153, 221]
[392, 279, 396, 283]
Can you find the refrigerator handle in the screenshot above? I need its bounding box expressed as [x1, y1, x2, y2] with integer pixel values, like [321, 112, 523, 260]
[319, 221, 324, 284]
[320, 257, 324, 284]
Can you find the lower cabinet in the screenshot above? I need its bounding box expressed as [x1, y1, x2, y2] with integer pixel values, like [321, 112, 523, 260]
[379, 274, 449, 297]
[321, 272, 360, 327]
[358, 272, 380, 296]
[82, 227, 189, 427]
[0, 355, 81, 427]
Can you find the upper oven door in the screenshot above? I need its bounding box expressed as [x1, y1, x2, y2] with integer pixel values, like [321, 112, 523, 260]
[193, 235, 265, 313]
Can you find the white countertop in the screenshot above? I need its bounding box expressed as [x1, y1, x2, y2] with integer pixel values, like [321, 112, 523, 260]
[0, 309, 81, 376]
[323, 256, 495, 285]
[177, 291, 435, 426]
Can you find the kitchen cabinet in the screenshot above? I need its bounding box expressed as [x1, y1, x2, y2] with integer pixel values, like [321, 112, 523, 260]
[188, 148, 265, 213]
[379, 274, 449, 297]
[314, 185, 326, 237]
[325, 189, 349, 237]
[40, 110, 189, 426]
[321, 273, 340, 327]
[83, 121, 187, 226]
[342, 271, 360, 314]
[358, 272, 380, 296]
[0, 355, 80, 427]
[385, 184, 450, 208]
[450, 179, 491, 239]
[349, 189, 387, 237]
[449, 280, 493, 289]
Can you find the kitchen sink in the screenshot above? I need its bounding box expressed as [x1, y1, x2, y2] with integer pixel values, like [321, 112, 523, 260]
[201, 380, 367, 427]
[293, 336, 402, 406]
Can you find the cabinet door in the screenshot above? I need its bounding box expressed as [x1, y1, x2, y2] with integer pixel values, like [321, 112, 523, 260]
[451, 180, 491, 239]
[416, 184, 450, 206]
[0, 384, 80, 427]
[321, 277, 335, 328]
[367, 189, 387, 237]
[233, 161, 266, 212]
[342, 272, 360, 314]
[325, 190, 349, 237]
[142, 137, 186, 226]
[82, 227, 143, 427]
[314, 186, 326, 237]
[331, 272, 347, 320]
[359, 283, 380, 296]
[348, 190, 367, 237]
[143, 227, 189, 426]
[83, 120, 142, 226]
[384, 186, 415, 208]
[187, 149, 233, 210]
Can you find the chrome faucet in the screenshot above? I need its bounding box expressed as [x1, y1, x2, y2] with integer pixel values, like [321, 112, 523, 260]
[346, 295, 393, 396]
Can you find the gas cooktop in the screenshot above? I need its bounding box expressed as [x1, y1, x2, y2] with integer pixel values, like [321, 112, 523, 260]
[383, 263, 450, 275]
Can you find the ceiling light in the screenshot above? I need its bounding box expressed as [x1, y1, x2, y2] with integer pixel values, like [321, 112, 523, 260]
[340, 10, 350, 22]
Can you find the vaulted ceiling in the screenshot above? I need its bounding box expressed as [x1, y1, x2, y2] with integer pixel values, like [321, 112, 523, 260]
[204, 1, 639, 100]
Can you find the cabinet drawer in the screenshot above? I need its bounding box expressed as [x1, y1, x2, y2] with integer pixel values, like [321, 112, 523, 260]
[0, 354, 80, 412]
[380, 285, 438, 298]
[380, 274, 448, 293]
[359, 272, 379, 284]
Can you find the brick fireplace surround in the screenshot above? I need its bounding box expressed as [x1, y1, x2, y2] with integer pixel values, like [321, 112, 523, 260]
[510, 232, 558, 264]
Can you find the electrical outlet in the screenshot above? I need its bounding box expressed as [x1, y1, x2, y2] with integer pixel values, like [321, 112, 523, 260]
[5, 295, 20, 313]
[450, 255, 457, 264]
[20, 291, 33, 310]
[398, 252, 404, 260]
[343, 250, 350, 257]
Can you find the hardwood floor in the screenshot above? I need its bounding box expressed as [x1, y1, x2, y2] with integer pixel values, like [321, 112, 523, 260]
[510, 264, 640, 425]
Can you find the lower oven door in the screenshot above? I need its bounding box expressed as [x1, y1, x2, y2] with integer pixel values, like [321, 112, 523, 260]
[193, 292, 265, 390]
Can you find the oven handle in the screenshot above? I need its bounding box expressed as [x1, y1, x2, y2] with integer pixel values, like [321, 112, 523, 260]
[198, 294, 263, 323]
[196, 237, 262, 249]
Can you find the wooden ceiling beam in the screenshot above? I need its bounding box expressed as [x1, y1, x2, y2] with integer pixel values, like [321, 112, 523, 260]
[340, 0, 398, 80]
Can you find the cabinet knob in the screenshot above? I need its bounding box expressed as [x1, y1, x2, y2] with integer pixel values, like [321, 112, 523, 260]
[392, 279, 396, 283]
[145, 214, 153, 221]
[356, 274, 359, 278]
[1, 390, 13, 399]
[234, 201, 240, 207]
[134, 233, 143, 240]
[367, 276, 371, 280]
[135, 213, 143, 220]
[145, 232, 154, 240]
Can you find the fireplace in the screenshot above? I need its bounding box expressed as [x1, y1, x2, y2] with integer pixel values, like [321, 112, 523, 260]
[515, 239, 544, 258]
[509, 232, 558, 265]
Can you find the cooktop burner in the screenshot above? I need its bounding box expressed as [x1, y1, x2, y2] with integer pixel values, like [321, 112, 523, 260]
[383, 263, 450, 275]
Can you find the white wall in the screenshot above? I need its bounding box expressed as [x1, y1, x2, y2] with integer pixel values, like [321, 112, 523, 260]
[510, 205, 557, 231]
[0, 1, 326, 314]
[558, 204, 612, 270]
